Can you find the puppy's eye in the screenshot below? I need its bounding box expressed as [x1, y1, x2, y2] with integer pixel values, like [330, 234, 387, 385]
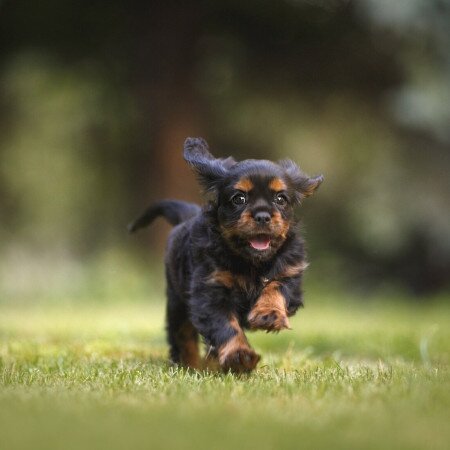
[232, 193, 247, 205]
[274, 193, 288, 206]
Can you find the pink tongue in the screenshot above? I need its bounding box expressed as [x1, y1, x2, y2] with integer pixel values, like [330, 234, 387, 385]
[249, 236, 271, 250]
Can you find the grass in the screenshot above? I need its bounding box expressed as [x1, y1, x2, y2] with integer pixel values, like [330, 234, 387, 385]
[0, 294, 449, 450]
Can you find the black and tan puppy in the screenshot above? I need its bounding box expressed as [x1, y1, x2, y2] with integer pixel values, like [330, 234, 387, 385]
[129, 138, 323, 373]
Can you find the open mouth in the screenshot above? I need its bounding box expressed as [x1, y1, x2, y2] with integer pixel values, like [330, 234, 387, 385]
[249, 234, 271, 251]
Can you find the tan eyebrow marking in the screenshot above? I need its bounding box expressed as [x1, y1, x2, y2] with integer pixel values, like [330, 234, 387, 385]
[233, 177, 254, 192]
[269, 178, 287, 191]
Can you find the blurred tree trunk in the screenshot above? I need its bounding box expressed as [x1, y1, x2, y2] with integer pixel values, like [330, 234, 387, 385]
[131, 1, 206, 250]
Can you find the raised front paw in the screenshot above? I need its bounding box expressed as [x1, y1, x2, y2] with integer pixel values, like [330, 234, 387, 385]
[248, 281, 291, 332]
[248, 306, 291, 332]
[219, 343, 260, 373]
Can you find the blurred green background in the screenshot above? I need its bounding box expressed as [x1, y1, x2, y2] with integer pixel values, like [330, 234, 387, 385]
[1, 4, 449, 449]
[1, 0, 449, 303]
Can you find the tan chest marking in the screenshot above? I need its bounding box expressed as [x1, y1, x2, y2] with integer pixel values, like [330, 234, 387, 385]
[207, 270, 251, 291]
[278, 261, 309, 278]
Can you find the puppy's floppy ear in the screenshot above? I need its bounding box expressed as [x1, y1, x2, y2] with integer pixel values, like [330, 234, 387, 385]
[219, 156, 237, 169]
[279, 159, 324, 201]
[183, 137, 228, 193]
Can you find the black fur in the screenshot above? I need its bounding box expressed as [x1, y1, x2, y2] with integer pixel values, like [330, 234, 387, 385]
[128, 199, 201, 232]
[129, 137, 323, 372]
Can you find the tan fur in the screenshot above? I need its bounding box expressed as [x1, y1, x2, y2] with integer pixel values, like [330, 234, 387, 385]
[269, 178, 287, 191]
[248, 281, 290, 331]
[233, 178, 254, 192]
[221, 207, 290, 247]
[208, 270, 251, 292]
[221, 210, 254, 239]
[279, 261, 309, 278]
[271, 210, 290, 239]
[302, 177, 322, 197]
[237, 210, 254, 229]
[208, 270, 235, 289]
[177, 321, 200, 368]
[218, 317, 248, 363]
[218, 316, 260, 372]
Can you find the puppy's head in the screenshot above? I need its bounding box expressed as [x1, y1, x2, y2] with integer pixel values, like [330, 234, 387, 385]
[184, 137, 323, 262]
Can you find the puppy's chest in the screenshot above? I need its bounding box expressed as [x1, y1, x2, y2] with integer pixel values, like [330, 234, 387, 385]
[210, 269, 271, 305]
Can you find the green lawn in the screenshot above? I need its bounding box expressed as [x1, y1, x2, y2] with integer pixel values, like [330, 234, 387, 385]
[0, 295, 449, 450]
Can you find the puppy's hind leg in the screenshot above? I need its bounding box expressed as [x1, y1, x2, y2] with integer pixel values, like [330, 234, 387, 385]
[166, 290, 200, 369]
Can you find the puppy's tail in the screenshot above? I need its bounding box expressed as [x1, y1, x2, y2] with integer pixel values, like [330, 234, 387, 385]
[127, 200, 201, 233]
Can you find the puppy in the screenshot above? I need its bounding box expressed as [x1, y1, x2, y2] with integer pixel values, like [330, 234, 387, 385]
[129, 137, 323, 372]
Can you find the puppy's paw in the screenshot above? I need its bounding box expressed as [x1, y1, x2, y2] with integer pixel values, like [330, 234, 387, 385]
[248, 307, 291, 332]
[219, 345, 260, 373]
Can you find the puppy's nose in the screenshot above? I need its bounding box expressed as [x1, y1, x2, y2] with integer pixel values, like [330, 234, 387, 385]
[254, 211, 271, 225]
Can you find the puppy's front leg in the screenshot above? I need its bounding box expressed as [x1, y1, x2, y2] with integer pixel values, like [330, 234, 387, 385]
[216, 315, 260, 372]
[189, 286, 260, 373]
[248, 281, 291, 332]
